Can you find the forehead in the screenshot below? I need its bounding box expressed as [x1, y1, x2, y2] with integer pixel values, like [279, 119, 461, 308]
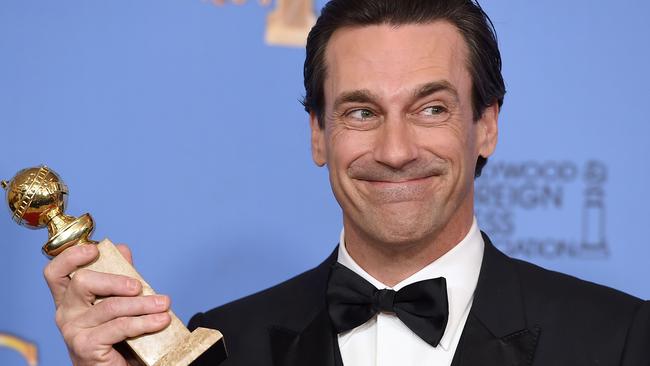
[324, 21, 471, 104]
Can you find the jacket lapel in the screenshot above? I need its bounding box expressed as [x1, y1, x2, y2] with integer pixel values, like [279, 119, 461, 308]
[268, 249, 342, 366]
[452, 234, 540, 366]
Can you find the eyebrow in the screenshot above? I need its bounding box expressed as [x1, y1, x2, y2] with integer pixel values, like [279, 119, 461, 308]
[332, 89, 379, 111]
[332, 80, 460, 111]
[412, 80, 460, 102]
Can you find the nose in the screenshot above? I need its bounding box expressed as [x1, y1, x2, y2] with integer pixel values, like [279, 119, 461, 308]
[372, 115, 418, 170]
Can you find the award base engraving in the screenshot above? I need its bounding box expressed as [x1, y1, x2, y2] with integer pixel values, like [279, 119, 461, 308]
[2, 166, 227, 366]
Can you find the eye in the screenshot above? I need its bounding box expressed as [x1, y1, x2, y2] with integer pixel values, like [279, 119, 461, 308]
[347, 108, 376, 120]
[412, 104, 451, 126]
[421, 105, 448, 116]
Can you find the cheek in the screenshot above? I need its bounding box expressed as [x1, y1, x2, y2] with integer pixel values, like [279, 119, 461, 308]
[418, 125, 476, 179]
[419, 126, 466, 160]
[325, 129, 375, 209]
[326, 128, 374, 171]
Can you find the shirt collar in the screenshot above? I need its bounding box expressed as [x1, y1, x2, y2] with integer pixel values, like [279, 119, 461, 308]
[336, 217, 484, 350]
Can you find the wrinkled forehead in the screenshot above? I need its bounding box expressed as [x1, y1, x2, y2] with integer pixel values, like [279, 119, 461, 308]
[323, 21, 472, 107]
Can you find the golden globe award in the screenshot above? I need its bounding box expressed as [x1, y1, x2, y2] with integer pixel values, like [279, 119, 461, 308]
[2, 166, 226, 366]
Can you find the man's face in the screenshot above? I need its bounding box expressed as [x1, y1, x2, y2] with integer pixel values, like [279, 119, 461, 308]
[311, 22, 498, 249]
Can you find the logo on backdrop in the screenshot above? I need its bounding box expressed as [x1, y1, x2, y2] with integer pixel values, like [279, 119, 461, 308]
[475, 160, 609, 259]
[208, 0, 316, 47]
[0, 333, 38, 366]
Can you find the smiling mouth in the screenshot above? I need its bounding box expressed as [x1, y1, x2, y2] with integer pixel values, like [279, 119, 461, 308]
[363, 175, 437, 185]
[357, 175, 439, 203]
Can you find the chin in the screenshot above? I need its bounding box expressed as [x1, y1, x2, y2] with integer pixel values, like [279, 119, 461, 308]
[367, 213, 438, 247]
[372, 228, 435, 249]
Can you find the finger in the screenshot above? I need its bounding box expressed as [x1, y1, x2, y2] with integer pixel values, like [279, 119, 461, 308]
[115, 244, 133, 266]
[79, 295, 170, 328]
[90, 312, 171, 346]
[44, 244, 99, 306]
[63, 270, 142, 310]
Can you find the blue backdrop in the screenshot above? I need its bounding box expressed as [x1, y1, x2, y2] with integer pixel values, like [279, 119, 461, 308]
[1, 1, 649, 365]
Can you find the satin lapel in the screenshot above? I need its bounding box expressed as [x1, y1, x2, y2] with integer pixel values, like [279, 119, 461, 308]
[451, 315, 540, 366]
[268, 248, 341, 366]
[451, 234, 541, 366]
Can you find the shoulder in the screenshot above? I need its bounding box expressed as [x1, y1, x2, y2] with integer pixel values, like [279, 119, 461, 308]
[188, 248, 336, 336]
[481, 235, 644, 319]
[507, 256, 650, 363]
[193, 263, 327, 327]
[187, 251, 335, 366]
[510, 256, 643, 314]
[479, 238, 649, 363]
[505, 252, 649, 355]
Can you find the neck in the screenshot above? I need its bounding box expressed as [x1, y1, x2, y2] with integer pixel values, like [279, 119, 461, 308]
[343, 207, 474, 287]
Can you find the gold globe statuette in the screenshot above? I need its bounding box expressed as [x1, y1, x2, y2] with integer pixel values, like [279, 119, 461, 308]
[2, 166, 226, 366]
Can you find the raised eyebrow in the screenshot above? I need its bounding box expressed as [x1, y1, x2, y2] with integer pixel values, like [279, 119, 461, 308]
[332, 89, 379, 110]
[412, 81, 460, 102]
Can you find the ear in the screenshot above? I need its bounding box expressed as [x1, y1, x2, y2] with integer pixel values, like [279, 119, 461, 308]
[476, 102, 499, 159]
[310, 111, 327, 167]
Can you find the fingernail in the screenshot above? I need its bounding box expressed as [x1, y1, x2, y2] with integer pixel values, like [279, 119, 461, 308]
[154, 313, 169, 323]
[127, 279, 139, 291]
[154, 296, 167, 307]
[82, 245, 94, 254]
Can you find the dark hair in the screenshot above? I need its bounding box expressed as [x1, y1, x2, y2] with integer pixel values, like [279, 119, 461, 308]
[301, 0, 505, 177]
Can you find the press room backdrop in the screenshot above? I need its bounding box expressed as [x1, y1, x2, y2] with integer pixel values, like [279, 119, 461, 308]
[1, 1, 649, 365]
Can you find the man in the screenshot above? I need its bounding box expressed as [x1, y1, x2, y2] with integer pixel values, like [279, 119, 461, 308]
[44, 0, 649, 365]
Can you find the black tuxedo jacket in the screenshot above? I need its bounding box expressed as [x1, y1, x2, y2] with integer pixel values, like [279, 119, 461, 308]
[189, 235, 650, 365]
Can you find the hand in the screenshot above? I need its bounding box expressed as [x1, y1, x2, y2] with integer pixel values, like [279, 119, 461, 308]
[43, 244, 172, 366]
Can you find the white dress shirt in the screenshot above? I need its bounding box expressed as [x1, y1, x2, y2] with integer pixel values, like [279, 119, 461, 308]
[336, 218, 485, 366]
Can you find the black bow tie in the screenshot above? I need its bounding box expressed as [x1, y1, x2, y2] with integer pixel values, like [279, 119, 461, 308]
[326, 262, 449, 347]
